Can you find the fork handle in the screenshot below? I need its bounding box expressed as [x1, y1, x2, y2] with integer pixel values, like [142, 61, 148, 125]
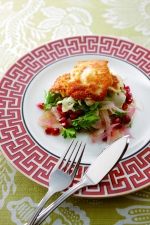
[26, 189, 56, 225]
[34, 175, 93, 225]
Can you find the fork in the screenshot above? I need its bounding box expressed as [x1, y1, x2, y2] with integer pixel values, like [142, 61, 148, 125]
[26, 139, 86, 225]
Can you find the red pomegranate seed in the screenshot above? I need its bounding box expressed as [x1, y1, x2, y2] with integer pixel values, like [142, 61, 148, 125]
[123, 115, 131, 124]
[111, 117, 121, 124]
[124, 85, 130, 93]
[70, 113, 78, 120]
[102, 130, 107, 141]
[51, 128, 60, 135]
[75, 109, 84, 116]
[59, 117, 67, 123]
[122, 102, 128, 110]
[37, 103, 44, 110]
[60, 111, 68, 117]
[126, 93, 132, 98]
[45, 127, 53, 135]
[102, 136, 107, 142]
[67, 109, 73, 116]
[111, 117, 122, 129]
[115, 124, 122, 129]
[57, 105, 62, 112]
[61, 121, 70, 128]
[126, 97, 133, 104]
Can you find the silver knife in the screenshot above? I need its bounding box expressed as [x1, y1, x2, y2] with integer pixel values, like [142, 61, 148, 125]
[35, 135, 129, 225]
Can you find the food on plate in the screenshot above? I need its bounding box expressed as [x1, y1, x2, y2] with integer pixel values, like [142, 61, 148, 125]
[51, 60, 112, 101]
[37, 60, 136, 143]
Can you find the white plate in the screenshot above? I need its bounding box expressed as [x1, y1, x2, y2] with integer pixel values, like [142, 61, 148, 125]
[23, 54, 150, 163]
[1, 35, 150, 197]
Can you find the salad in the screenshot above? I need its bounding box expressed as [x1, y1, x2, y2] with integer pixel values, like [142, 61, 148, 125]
[37, 60, 136, 143]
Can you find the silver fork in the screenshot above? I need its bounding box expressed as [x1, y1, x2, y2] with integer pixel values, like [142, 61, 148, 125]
[26, 139, 86, 225]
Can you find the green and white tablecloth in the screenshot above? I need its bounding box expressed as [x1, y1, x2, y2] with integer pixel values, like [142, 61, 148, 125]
[0, 0, 150, 224]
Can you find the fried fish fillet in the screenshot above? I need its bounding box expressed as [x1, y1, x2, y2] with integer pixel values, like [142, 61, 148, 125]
[68, 60, 113, 101]
[50, 73, 70, 97]
[50, 60, 113, 101]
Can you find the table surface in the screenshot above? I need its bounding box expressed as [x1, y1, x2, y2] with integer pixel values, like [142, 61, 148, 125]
[0, 0, 150, 225]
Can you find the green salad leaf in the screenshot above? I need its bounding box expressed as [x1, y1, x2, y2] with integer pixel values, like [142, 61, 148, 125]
[72, 114, 99, 130]
[115, 110, 127, 117]
[89, 102, 102, 112]
[62, 128, 76, 138]
[61, 101, 101, 138]
[44, 91, 62, 110]
[74, 101, 102, 113]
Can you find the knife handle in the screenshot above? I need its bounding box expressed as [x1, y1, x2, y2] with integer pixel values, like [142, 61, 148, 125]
[34, 175, 92, 225]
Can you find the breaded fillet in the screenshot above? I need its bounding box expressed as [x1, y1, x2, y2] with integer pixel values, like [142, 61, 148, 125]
[50, 60, 113, 101]
[50, 73, 70, 97]
[68, 60, 113, 101]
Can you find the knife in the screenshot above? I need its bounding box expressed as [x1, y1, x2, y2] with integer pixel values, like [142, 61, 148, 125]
[34, 135, 129, 225]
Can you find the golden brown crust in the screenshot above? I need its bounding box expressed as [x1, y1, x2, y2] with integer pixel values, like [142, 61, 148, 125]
[50, 73, 70, 97]
[110, 75, 119, 90]
[50, 60, 113, 101]
[68, 60, 113, 101]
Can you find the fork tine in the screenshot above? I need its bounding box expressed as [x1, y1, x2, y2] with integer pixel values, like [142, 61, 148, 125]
[66, 141, 82, 172]
[61, 140, 79, 169]
[70, 143, 86, 179]
[53, 139, 75, 171]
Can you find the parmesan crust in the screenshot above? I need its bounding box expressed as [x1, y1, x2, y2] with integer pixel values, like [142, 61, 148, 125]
[50, 73, 70, 97]
[50, 60, 113, 101]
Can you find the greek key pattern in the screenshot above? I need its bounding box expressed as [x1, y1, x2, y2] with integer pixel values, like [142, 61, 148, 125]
[65, 36, 99, 55]
[0, 36, 150, 197]
[99, 36, 135, 59]
[77, 147, 150, 197]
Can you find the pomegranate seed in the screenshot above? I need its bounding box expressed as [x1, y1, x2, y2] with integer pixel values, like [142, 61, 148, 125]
[102, 131, 107, 142]
[51, 128, 60, 135]
[59, 117, 67, 123]
[60, 111, 68, 117]
[123, 115, 131, 124]
[111, 117, 121, 124]
[61, 121, 70, 128]
[75, 109, 84, 116]
[115, 124, 122, 129]
[126, 97, 133, 104]
[124, 85, 130, 93]
[126, 93, 132, 99]
[122, 102, 128, 110]
[70, 113, 78, 120]
[37, 103, 44, 110]
[114, 118, 121, 124]
[45, 127, 53, 135]
[111, 117, 122, 129]
[67, 109, 73, 116]
[57, 105, 62, 112]
[102, 136, 107, 142]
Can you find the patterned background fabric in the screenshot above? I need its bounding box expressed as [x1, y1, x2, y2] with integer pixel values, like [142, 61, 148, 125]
[0, 0, 150, 224]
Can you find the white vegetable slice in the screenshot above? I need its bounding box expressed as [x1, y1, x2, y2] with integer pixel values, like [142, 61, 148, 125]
[58, 96, 76, 112]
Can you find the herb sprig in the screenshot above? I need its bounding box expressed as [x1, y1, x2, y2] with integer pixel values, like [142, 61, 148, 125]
[44, 91, 62, 110]
[62, 101, 101, 138]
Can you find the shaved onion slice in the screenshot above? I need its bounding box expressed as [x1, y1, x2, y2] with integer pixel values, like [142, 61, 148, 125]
[38, 110, 61, 128]
[101, 110, 111, 143]
[91, 123, 119, 143]
[127, 105, 136, 117]
[51, 106, 61, 120]
[100, 101, 126, 113]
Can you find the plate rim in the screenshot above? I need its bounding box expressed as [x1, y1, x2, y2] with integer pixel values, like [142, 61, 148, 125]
[0, 35, 150, 197]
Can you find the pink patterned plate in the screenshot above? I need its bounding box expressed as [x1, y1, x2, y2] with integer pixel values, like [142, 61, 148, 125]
[0, 36, 150, 197]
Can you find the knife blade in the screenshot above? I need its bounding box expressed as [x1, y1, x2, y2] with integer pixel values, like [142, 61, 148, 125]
[35, 135, 129, 225]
